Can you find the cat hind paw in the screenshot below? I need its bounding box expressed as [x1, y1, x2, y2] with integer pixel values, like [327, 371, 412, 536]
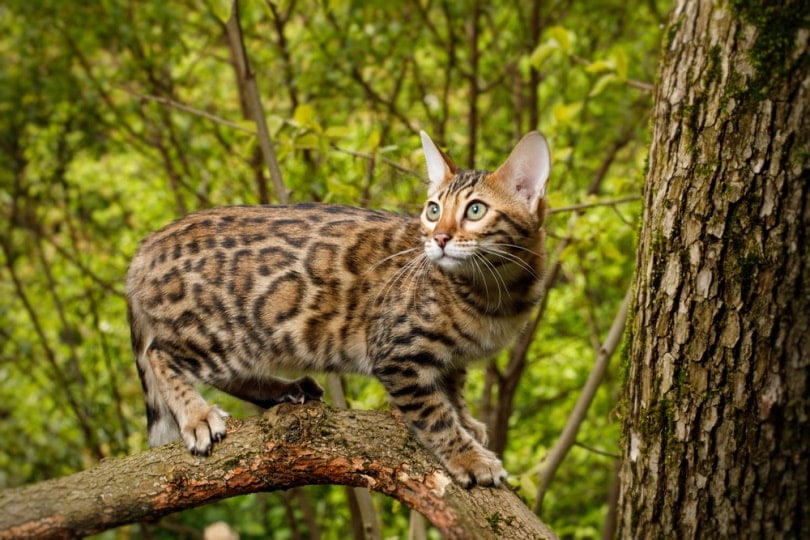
[181, 405, 228, 455]
[281, 375, 324, 404]
[253, 376, 325, 408]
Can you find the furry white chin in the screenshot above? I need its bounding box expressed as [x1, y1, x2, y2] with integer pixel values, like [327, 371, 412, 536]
[425, 245, 473, 269]
[428, 254, 474, 273]
[435, 256, 464, 270]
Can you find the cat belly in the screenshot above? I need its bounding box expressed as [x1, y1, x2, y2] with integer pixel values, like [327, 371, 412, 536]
[140, 298, 372, 381]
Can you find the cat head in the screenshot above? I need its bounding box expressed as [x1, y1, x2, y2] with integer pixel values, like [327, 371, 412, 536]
[419, 131, 551, 275]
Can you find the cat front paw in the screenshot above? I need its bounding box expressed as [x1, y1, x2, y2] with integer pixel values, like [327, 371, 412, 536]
[444, 446, 508, 488]
[181, 405, 229, 455]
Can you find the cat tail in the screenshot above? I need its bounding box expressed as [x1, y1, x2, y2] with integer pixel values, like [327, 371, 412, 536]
[127, 302, 180, 448]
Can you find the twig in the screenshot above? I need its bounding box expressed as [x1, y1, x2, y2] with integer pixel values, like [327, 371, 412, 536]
[225, 0, 288, 203]
[547, 195, 640, 215]
[572, 441, 621, 460]
[332, 145, 424, 181]
[116, 86, 256, 134]
[569, 55, 654, 92]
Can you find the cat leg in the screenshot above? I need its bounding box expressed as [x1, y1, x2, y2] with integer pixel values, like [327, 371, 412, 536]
[374, 360, 507, 488]
[135, 342, 180, 447]
[147, 347, 227, 455]
[441, 367, 490, 446]
[211, 374, 324, 409]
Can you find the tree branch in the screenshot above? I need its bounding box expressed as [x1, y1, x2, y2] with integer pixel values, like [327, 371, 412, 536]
[0, 403, 556, 540]
[116, 86, 256, 135]
[225, 0, 287, 204]
[547, 195, 640, 216]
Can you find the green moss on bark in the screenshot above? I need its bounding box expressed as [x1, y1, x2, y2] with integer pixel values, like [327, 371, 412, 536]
[729, 1, 810, 101]
[639, 396, 675, 441]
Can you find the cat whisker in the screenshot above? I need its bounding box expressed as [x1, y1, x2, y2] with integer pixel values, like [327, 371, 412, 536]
[399, 254, 427, 308]
[480, 246, 541, 280]
[412, 256, 433, 308]
[472, 252, 511, 310]
[374, 252, 426, 307]
[365, 246, 424, 307]
[484, 254, 512, 307]
[487, 242, 544, 260]
[374, 255, 410, 302]
[486, 243, 544, 277]
[374, 257, 418, 304]
[467, 253, 494, 308]
[367, 246, 424, 273]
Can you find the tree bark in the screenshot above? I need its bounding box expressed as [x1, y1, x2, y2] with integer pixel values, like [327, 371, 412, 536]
[618, 0, 809, 537]
[0, 403, 556, 540]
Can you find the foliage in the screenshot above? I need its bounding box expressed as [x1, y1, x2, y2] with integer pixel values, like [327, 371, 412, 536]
[0, 0, 665, 536]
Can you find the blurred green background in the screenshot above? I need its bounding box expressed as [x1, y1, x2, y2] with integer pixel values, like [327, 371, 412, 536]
[0, 0, 666, 537]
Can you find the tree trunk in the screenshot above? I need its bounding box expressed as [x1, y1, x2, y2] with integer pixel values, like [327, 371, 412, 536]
[0, 403, 556, 540]
[618, 1, 809, 537]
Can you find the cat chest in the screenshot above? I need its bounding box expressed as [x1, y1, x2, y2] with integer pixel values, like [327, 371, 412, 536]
[368, 300, 527, 365]
[455, 313, 527, 357]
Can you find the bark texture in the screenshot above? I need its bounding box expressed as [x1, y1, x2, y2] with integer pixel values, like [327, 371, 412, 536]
[619, 0, 809, 537]
[0, 403, 555, 539]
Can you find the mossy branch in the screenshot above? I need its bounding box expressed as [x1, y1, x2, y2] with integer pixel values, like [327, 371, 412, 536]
[0, 403, 555, 539]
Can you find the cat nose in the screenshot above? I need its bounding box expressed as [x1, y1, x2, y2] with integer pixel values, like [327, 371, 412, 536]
[434, 232, 451, 248]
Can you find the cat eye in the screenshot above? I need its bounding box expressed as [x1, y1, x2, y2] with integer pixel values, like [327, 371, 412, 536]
[465, 201, 488, 221]
[426, 202, 441, 222]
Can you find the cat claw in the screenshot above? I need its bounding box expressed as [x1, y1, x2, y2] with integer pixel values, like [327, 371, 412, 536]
[295, 375, 325, 402]
[181, 405, 228, 455]
[252, 376, 324, 409]
[445, 446, 508, 488]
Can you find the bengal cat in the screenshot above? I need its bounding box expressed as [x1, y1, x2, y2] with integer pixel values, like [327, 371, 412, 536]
[127, 131, 551, 487]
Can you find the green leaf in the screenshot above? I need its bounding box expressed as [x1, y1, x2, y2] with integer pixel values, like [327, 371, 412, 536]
[265, 115, 284, 136]
[293, 104, 315, 127]
[613, 48, 629, 80]
[519, 472, 539, 502]
[589, 73, 618, 97]
[324, 125, 352, 139]
[552, 102, 582, 124]
[209, 0, 233, 23]
[553, 145, 574, 164]
[584, 59, 614, 74]
[364, 129, 381, 152]
[529, 42, 557, 68]
[378, 144, 399, 154]
[295, 132, 319, 149]
[546, 25, 575, 53]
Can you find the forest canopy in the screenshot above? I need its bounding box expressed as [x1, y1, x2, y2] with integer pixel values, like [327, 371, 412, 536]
[0, 0, 665, 537]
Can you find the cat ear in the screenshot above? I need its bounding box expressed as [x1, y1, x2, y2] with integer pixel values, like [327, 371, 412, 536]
[495, 131, 551, 213]
[420, 131, 457, 193]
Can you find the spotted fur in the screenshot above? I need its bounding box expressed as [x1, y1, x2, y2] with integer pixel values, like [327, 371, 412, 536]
[127, 131, 551, 487]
